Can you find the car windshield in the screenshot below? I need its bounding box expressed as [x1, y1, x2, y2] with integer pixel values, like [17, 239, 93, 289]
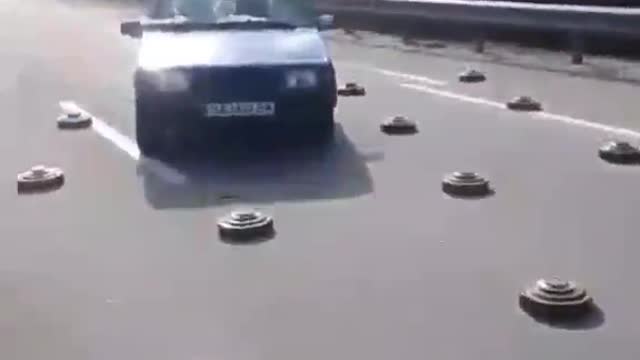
[149, 0, 317, 27]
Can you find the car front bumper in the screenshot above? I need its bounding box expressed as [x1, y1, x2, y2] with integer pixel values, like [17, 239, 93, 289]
[135, 65, 337, 146]
[137, 90, 335, 148]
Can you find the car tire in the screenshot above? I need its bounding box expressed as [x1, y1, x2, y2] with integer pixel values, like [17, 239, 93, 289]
[311, 107, 335, 145]
[135, 96, 164, 158]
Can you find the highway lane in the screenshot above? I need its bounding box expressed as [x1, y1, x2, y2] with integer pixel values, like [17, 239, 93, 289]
[329, 30, 640, 131]
[3, 1, 640, 359]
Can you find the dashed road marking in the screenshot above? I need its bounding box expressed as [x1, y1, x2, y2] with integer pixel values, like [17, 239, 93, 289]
[401, 83, 640, 140]
[58, 101, 188, 185]
[337, 61, 448, 86]
[373, 68, 448, 86]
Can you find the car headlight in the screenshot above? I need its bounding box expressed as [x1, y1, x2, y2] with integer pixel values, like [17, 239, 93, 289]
[137, 70, 190, 93]
[285, 69, 318, 89]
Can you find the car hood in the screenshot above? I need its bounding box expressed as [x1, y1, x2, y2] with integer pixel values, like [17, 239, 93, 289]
[138, 28, 330, 70]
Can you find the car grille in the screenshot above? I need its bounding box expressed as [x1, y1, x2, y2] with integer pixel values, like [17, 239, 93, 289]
[189, 66, 285, 102]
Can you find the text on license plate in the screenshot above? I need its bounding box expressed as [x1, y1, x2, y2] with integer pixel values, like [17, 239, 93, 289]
[205, 102, 276, 117]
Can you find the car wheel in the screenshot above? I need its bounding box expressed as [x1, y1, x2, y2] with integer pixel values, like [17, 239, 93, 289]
[135, 96, 165, 158]
[310, 107, 335, 145]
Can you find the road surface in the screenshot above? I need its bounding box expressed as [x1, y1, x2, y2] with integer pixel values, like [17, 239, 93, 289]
[2, 1, 640, 359]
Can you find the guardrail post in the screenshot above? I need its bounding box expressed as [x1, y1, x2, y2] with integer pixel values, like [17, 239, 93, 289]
[569, 31, 584, 65]
[474, 33, 486, 53]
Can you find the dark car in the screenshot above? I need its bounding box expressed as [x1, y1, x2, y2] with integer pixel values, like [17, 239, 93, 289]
[120, 0, 337, 157]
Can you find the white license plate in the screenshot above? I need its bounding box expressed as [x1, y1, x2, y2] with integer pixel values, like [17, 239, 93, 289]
[205, 102, 276, 117]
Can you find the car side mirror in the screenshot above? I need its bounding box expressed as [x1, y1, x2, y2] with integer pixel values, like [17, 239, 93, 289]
[120, 20, 143, 38]
[317, 14, 334, 31]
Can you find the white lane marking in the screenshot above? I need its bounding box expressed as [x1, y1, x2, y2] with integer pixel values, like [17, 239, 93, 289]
[58, 101, 188, 185]
[400, 83, 640, 139]
[373, 68, 448, 86]
[336, 61, 447, 86]
[60, 100, 141, 160]
[138, 158, 188, 185]
[92, 117, 141, 160]
[402, 83, 504, 108]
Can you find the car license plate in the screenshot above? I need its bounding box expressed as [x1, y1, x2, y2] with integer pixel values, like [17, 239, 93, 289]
[205, 102, 275, 117]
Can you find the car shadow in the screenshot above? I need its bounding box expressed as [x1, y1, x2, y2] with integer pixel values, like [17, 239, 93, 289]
[136, 124, 375, 210]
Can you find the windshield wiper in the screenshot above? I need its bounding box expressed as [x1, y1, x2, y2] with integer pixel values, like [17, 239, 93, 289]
[140, 16, 298, 32]
[211, 19, 298, 30]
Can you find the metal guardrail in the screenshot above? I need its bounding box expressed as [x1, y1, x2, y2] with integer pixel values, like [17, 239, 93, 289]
[315, 0, 640, 38]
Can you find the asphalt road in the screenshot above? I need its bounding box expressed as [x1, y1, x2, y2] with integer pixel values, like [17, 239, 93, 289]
[3, 1, 640, 359]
